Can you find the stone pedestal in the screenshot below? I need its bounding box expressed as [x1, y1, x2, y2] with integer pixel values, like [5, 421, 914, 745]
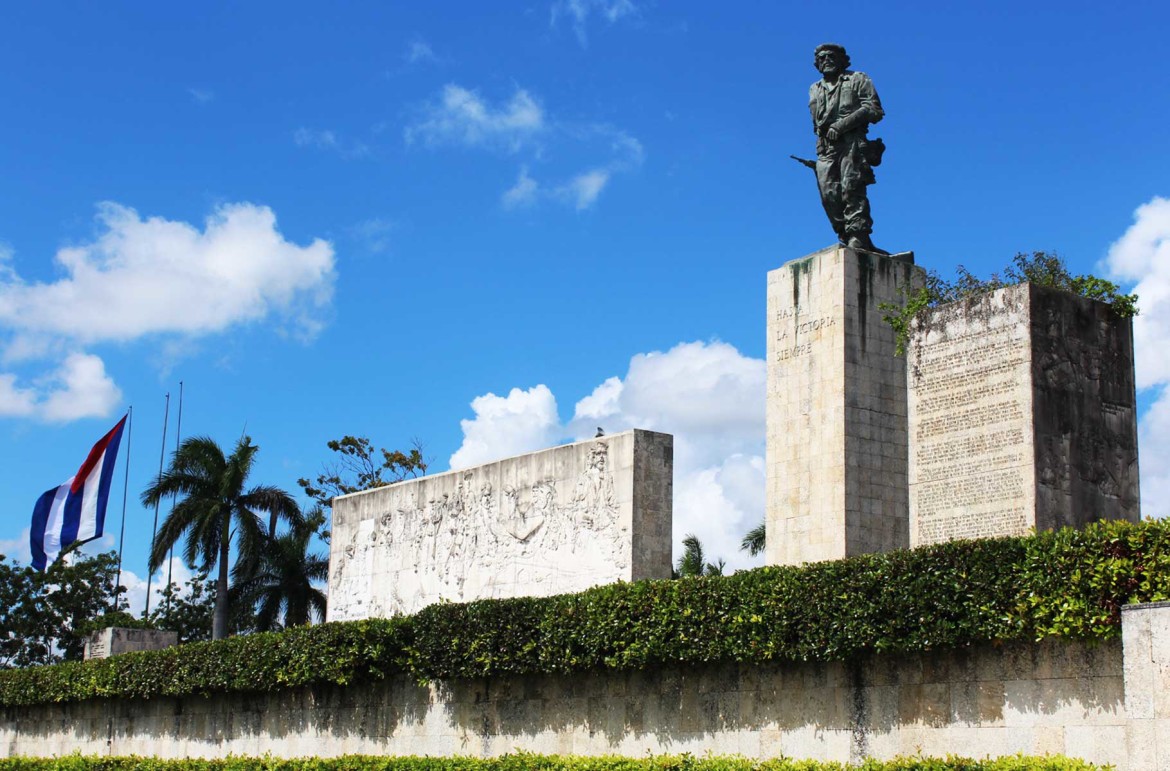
[907, 284, 1139, 547]
[766, 245, 924, 565]
[1124, 602, 1170, 771]
[83, 627, 178, 660]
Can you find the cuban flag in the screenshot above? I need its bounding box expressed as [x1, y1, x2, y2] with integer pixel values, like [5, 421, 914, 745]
[29, 415, 128, 571]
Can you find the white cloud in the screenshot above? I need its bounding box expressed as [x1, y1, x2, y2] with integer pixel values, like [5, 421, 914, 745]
[449, 385, 560, 470]
[502, 167, 540, 209]
[449, 340, 766, 570]
[1105, 196, 1170, 515]
[38, 353, 122, 422]
[558, 168, 609, 211]
[0, 202, 335, 348]
[350, 217, 395, 254]
[293, 128, 370, 159]
[187, 88, 214, 105]
[551, 0, 639, 47]
[403, 37, 437, 65]
[120, 558, 196, 617]
[405, 85, 544, 152]
[0, 528, 31, 563]
[0, 373, 36, 417]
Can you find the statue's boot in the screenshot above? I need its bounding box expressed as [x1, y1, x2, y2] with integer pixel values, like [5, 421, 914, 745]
[846, 233, 888, 255]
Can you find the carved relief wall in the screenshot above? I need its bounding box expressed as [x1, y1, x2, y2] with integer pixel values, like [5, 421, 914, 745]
[327, 429, 673, 621]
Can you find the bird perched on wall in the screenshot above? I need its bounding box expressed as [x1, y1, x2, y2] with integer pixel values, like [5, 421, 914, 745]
[595, 427, 605, 437]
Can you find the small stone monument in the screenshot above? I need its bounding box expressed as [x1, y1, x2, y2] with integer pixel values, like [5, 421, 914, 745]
[327, 429, 673, 620]
[766, 245, 924, 565]
[83, 627, 178, 660]
[907, 283, 1140, 545]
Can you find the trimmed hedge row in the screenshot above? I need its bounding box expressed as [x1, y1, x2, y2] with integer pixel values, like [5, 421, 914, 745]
[0, 754, 1109, 770]
[2, 519, 1168, 707]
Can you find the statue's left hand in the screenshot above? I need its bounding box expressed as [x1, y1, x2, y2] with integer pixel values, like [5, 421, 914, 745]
[826, 126, 840, 141]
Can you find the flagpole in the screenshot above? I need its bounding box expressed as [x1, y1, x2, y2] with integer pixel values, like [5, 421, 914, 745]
[144, 393, 170, 617]
[164, 380, 183, 615]
[113, 406, 133, 611]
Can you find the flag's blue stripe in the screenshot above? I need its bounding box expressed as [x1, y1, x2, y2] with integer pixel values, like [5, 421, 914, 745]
[59, 486, 83, 553]
[91, 420, 125, 540]
[29, 487, 57, 572]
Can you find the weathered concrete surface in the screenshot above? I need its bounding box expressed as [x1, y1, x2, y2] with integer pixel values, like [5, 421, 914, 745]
[83, 628, 178, 660]
[328, 430, 673, 620]
[766, 245, 925, 565]
[1123, 602, 1170, 771]
[1, 639, 1128, 767]
[907, 284, 1139, 547]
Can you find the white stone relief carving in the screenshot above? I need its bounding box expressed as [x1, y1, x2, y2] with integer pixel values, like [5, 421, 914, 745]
[328, 434, 659, 621]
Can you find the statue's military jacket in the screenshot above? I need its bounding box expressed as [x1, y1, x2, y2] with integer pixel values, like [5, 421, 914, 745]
[808, 70, 884, 147]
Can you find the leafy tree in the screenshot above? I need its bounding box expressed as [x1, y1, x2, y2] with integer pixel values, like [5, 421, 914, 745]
[0, 551, 127, 668]
[148, 571, 216, 644]
[297, 436, 428, 542]
[740, 521, 766, 556]
[673, 534, 726, 578]
[142, 435, 300, 640]
[230, 506, 329, 631]
[882, 251, 1140, 354]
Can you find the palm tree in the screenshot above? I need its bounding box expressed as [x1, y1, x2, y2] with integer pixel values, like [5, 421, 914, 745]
[740, 521, 766, 556]
[231, 507, 329, 630]
[142, 435, 299, 640]
[674, 533, 726, 578]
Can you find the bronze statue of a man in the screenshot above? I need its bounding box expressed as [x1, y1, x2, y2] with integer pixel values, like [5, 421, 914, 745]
[808, 43, 886, 252]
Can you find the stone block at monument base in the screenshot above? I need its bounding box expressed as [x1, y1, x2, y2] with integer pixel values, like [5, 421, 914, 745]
[908, 283, 1139, 546]
[83, 627, 178, 660]
[766, 244, 925, 565]
[327, 429, 673, 621]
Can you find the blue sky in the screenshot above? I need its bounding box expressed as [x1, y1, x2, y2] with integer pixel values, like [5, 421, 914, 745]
[2, 1, 1169, 611]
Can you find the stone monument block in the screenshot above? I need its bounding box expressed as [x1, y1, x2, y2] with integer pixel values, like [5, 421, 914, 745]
[766, 245, 924, 565]
[83, 627, 178, 660]
[327, 429, 673, 621]
[908, 283, 1139, 546]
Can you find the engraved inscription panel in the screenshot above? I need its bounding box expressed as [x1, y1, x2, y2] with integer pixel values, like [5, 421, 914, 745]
[910, 293, 1033, 545]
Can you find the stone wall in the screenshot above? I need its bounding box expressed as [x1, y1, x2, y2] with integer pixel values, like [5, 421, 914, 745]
[328, 430, 673, 620]
[83, 627, 177, 660]
[907, 284, 1139, 547]
[0, 638, 1132, 767]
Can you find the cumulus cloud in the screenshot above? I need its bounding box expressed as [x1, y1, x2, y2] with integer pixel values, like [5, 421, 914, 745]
[500, 127, 643, 212]
[449, 385, 560, 470]
[551, 0, 639, 47]
[449, 341, 767, 569]
[0, 202, 335, 348]
[0, 202, 334, 423]
[120, 558, 196, 616]
[1105, 196, 1170, 515]
[405, 85, 544, 152]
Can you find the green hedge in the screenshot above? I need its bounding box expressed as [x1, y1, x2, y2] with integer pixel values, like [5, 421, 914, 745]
[0, 754, 1110, 770]
[2, 519, 1168, 708]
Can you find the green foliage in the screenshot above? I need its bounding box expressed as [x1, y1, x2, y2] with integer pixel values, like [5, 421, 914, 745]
[740, 522, 766, 557]
[0, 618, 410, 706]
[141, 435, 301, 640]
[148, 572, 217, 644]
[298, 436, 428, 506]
[0, 753, 1109, 770]
[0, 551, 127, 669]
[3, 520, 1169, 707]
[673, 534, 726, 578]
[229, 510, 329, 631]
[880, 251, 1140, 355]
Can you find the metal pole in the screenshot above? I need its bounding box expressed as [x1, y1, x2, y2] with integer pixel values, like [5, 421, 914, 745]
[164, 380, 183, 615]
[113, 407, 133, 612]
[144, 393, 170, 617]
